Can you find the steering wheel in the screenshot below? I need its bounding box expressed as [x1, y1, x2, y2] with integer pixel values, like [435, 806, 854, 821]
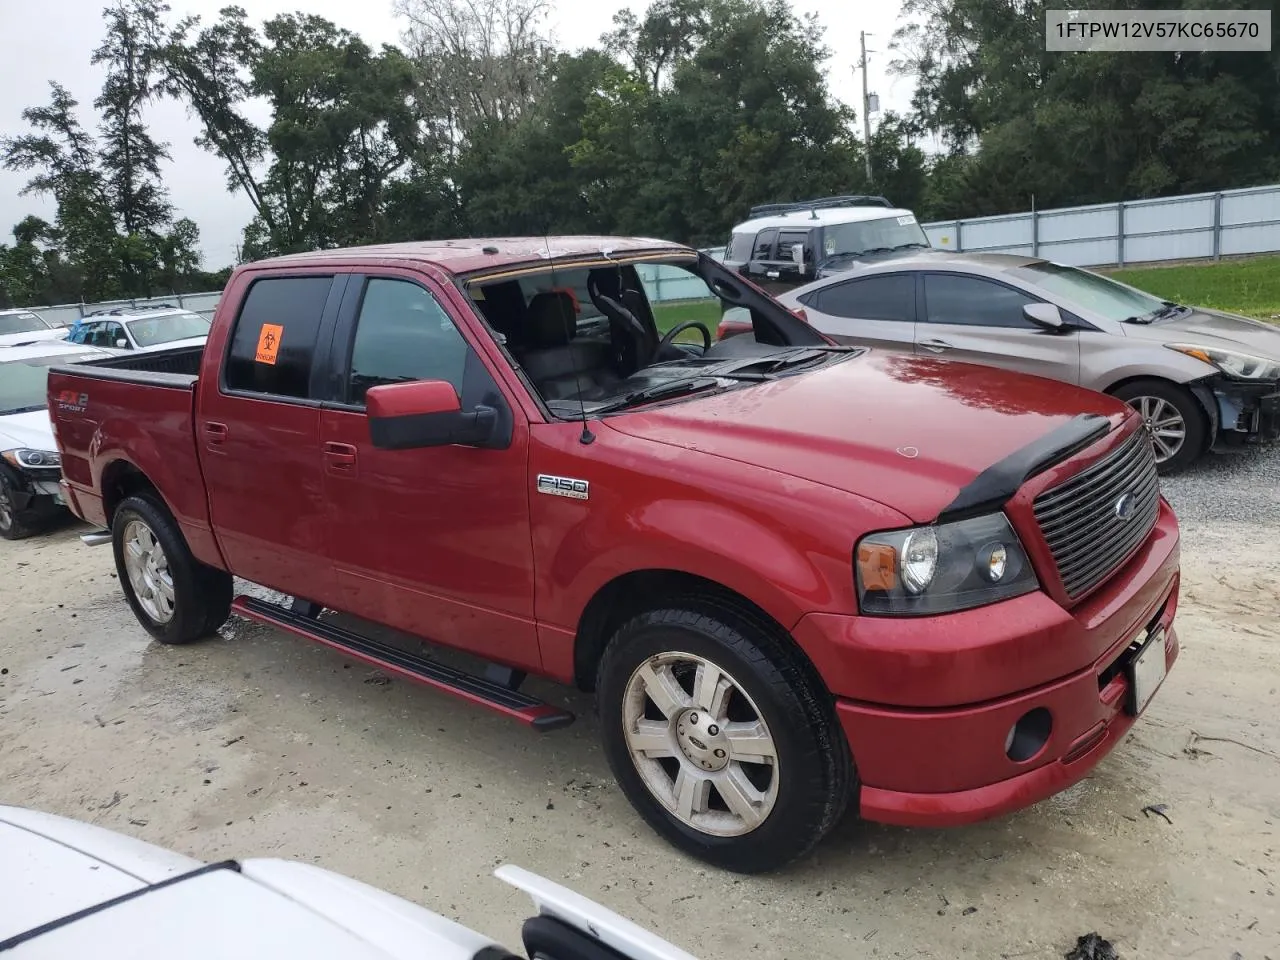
[659, 320, 711, 353]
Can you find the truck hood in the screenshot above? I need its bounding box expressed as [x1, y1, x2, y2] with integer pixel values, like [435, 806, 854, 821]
[1122, 307, 1280, 360]
[0, 408, 56, 452]
[606, 351, 1128, 524]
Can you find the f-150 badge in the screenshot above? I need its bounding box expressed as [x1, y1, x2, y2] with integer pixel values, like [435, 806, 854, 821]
[537, 474, 589, 500]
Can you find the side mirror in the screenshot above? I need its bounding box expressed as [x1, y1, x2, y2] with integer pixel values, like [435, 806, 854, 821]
[366, 380, 496, 450]
[115, 338, 129, 348]
[1023, 303, 1067, 332]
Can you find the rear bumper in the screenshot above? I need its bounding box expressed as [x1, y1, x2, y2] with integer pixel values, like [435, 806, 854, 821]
[793, 501, 1181, 827]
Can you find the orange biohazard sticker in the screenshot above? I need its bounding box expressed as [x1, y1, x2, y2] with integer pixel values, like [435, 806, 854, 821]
[255, 323, 283, 364]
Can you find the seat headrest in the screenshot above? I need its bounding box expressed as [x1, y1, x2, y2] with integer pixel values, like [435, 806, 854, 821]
[525, 291, 579, 348]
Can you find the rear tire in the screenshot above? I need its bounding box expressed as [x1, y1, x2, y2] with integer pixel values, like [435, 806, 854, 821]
[1111, 378, 1206, 476]
[596, 597, 853, 873]
[111, 493, 232, 644]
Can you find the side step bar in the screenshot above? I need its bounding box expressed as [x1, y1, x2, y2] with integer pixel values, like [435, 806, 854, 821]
[231, 596, 575, 732]
[80, 530, 112, 547]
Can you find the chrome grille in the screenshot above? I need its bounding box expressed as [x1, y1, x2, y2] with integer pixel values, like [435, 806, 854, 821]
[1033, 429, 1160, 600]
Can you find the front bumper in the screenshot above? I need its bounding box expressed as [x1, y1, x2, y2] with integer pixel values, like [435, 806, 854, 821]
[1201, 376, 1280, 448]
[792, 500, 1180, 828]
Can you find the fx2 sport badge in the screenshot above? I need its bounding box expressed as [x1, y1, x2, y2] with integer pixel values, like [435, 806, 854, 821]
[537, 474, 589, 500]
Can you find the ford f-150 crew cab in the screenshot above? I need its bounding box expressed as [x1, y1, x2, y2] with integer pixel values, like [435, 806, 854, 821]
[47, 237, 1181, 874]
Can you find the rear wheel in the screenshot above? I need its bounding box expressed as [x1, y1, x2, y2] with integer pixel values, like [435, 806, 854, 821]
[1111, 379, 1206, 475]
[111, 494, 232, 644]
[596, 599, 852, 873]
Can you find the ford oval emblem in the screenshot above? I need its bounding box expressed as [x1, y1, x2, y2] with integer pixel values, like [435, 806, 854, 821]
[1114, 492, 1137, 521]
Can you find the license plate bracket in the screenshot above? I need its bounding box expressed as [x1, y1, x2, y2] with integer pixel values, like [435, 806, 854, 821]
[1127, 626, 1168, 716]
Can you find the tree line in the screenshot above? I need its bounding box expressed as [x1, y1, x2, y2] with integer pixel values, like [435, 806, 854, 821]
[3, 0, 1276, 307]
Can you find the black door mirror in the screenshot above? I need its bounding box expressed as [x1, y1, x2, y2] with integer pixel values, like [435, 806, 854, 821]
[1023, 303, 1067, 332]
[366, 380, 497, 450]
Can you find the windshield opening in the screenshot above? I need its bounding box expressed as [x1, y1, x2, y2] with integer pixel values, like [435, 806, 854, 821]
[465, 257, 835, 417]
[127, 311, 211, 347]
[0, 311, 52, 336]
[1011, 262, 1166, 323]
[822, 216, 929, 261]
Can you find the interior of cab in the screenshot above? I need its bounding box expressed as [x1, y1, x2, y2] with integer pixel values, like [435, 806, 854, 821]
[466, 258, 788, 413]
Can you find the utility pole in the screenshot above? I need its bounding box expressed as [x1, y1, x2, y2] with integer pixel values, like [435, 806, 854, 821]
[859, 30, 873, 185]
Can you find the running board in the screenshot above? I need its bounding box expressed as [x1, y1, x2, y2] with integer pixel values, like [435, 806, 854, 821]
[231, 596, 574, 732]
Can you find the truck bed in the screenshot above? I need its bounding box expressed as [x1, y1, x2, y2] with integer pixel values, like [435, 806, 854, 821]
[47, 344, 216, 559]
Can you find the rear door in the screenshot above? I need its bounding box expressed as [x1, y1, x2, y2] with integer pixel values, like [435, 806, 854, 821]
[795, 272, 917, 352]
[317, 270, 539, 670]
[917, 272, 1081, 383]
[196, 272, 346, 600]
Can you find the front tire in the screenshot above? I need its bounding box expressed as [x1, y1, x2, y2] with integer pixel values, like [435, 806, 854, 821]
[111, 494, 232, 644]
[596, 599, 853, 873]
[0, 472, 36, 541]
[1111, 379, 1206, 475]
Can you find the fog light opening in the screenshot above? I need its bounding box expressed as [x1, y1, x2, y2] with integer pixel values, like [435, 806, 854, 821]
[1005, 707, 1053, 763]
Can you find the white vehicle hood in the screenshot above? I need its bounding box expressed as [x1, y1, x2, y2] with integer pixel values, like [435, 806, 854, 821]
[139, 335, 207, 353]
[0, 328, 68, 348]
[0, 410, 56, 453]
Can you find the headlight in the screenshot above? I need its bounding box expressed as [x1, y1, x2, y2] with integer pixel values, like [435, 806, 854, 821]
[1, 448, 62, 470]
[855, 513, 1038, 616]
[1166, 344, 1280, 381]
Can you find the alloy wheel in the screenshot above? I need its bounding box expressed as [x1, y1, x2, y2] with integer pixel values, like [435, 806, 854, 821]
[122, 519, 176, 624]
[621, 651, 780, 837]
[1128, 395, 1186, 464]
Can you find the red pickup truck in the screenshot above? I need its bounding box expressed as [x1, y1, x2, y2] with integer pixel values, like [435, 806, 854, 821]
[48, 237, 1181, 873]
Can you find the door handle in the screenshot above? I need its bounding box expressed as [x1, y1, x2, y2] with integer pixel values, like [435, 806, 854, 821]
[323, 441, 358, 473]
[919, 338, 954, 353]
[204, 422, 228, 444]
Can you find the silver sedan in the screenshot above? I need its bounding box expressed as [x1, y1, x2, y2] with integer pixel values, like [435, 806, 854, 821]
[773, 253, 1280, 474]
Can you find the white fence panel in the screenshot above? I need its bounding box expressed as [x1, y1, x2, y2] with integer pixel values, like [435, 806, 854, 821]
[924, 182, 1280, 266]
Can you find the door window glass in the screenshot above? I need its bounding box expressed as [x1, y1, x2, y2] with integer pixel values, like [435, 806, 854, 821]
[225, 276, 333, 398]
[752, 229, 778, 260]
[923, 274, 1036, 328]
[348, 278, 469, 405]
[806, 274, 915, 322]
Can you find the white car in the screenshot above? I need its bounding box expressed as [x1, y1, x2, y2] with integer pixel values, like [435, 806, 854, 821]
[66, 306, 211, 354]
[0, 342, 110, 539]
[0, 308, 69, 348]
[0, 804, 697, 960]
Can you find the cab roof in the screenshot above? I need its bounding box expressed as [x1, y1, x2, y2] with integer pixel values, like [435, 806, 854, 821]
[248, 236, 692, 276]
[0, 342, 104, 363]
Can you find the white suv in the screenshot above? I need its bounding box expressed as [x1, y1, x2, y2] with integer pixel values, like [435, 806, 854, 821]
[722, 195, 930, 295]
[0, 308, 69, 348]
[67, 305, 211, 353]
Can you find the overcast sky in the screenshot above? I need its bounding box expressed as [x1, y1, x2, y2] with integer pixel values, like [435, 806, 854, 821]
[0, 0, 913, 269]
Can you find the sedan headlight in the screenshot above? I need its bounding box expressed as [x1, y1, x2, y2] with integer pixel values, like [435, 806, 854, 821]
[1, 448, 62, 470]
[855, 513, 1038, 616]
[1166, 344, 1280, 381]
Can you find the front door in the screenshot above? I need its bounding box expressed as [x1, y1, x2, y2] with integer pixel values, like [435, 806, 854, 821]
[197, 272, 346, 601]
[319, 271, 539, 671]
[916, 272, 1081, 383]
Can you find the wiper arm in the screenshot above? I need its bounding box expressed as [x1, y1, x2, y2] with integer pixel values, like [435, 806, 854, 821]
[589, 376, 726, 414]
[1125, 301, 1186, 325]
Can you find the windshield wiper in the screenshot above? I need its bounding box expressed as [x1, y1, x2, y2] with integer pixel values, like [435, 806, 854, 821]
[588, 376, 727, 414]
[1125, 301, 1186, 324]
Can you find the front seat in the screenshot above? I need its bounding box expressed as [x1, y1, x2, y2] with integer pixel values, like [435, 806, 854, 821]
[517, 291, 613, 402]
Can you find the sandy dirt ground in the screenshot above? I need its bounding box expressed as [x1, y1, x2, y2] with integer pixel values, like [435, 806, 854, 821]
[1, 498, 1277, 959]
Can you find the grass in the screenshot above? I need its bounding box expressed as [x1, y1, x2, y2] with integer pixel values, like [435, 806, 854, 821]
[1108, 255, 1280, 321]
[651, 298, 723, 340]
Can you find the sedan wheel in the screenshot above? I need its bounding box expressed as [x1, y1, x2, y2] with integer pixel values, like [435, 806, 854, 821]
[622, 652, 780, 837]
[1129, 394, 1187, 465]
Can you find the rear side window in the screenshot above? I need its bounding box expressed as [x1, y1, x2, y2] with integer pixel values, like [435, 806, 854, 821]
[348, 278, 469, 405]
[776, 230, 812, 264]
[923, 274, 1035, 328]
[726, 232, 754, 263]
[805, 274, 915, 322]
[225, 276, 333, 398]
